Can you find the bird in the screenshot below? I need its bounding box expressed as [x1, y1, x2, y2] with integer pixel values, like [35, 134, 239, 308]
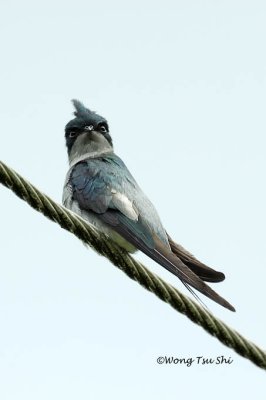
[63, 99, 235, 312]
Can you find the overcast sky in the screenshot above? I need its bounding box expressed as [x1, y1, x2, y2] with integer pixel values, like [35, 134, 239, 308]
[0, 0, 266, 398]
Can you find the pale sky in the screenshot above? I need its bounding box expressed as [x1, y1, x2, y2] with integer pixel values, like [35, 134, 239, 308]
[0, 1, 266, 398]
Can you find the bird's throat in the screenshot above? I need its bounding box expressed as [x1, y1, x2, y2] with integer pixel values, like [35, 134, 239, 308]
[69, 131, 113, 166]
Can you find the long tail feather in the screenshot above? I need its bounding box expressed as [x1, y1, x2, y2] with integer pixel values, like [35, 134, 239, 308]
[99, 211, 235, 311]
[167, 234, 225, 283]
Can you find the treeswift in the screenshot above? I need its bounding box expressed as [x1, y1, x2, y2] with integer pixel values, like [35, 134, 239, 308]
[63, 100, 235, 312]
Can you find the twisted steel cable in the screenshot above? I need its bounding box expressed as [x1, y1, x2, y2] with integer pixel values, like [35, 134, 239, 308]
[0, 159, 265, 370]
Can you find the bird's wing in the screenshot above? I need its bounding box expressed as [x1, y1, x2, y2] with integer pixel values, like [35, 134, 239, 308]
[167, 234, 225, 283]
[98, 210, 235, 311]
[68, 158, 235, 312]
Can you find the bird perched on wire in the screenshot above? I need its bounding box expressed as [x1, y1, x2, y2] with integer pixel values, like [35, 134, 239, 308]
[63, 99, 235, 312]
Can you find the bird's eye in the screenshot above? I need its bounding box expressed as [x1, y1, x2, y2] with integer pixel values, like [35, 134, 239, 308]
[84, 125, 94, 131]
[69, 131, 77, 138]
[99, 125, 107, 133]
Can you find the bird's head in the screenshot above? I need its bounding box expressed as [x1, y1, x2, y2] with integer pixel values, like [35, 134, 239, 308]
[65, 100, 113, 161]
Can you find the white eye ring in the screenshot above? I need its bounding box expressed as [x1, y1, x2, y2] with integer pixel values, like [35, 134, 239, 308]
[99, 125, 107, 133]
[85, 125, 94, 131]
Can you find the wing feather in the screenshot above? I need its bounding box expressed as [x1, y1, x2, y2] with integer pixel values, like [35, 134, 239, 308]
[66, 157, 235, 311]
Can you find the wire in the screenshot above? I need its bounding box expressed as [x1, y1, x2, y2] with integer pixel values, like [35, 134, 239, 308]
[0, 159, 266, 371]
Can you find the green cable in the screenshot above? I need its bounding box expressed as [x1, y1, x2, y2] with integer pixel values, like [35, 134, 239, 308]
[0, 160, 265, 370]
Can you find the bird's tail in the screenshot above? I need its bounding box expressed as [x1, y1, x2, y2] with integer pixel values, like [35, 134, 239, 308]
[99, 211, 235, 311]
[167, 234, 225, 283]
[152, 237, 235, 311]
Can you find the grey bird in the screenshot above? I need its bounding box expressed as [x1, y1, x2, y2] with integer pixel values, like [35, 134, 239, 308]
[63, 100, 235, 312]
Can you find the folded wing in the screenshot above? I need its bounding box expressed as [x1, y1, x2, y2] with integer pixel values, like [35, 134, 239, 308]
[67, 158, 235, 312]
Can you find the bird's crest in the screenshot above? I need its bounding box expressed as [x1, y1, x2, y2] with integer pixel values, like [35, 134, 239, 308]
[72, 99, 96, 119]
